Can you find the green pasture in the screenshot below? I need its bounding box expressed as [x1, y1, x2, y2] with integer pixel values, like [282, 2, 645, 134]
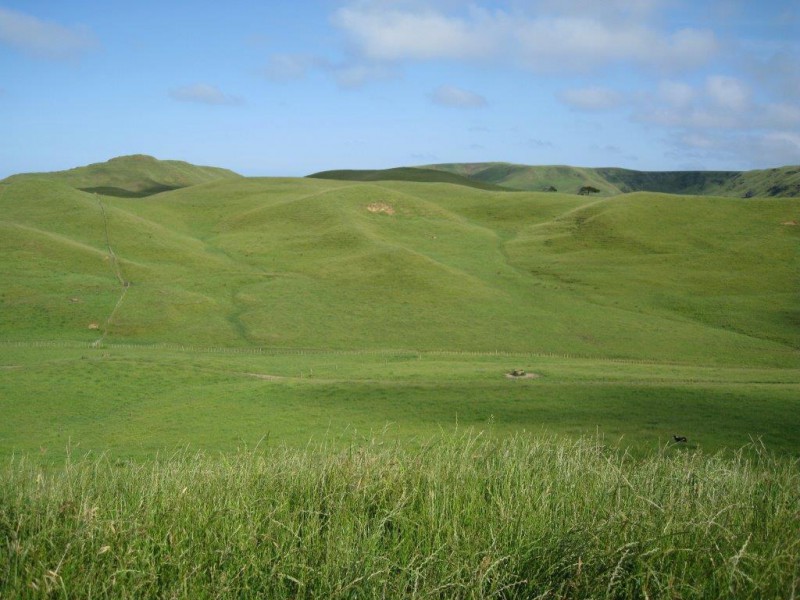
[1, 167, 798, 459]
[1, 344, 798, 460]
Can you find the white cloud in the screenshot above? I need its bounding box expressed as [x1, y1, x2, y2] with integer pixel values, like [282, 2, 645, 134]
[514, 19, 716, 72]
[0, 7, 97, 59]
[332, 3, 718, 73]
[334, 7, 488, 61]
[635, 76, 762, 129]
[429, 85, 487, 108]
[169, 84, 244, 106]
[558, 86, 625, 111]
[263, 51, 399, 89]
[534, 0, 664, 17]
[657, 80, 694, 108]
[665, 130, 800, 169]
[705, 75, 751, 112]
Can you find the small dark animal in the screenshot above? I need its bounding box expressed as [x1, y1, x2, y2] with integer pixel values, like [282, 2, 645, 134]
[673, 435, 687, 443]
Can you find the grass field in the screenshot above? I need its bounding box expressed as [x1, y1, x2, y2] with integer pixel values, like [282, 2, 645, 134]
[1, 158, 799, 597]
[2, 434, 798, 598]
[1, 344, 799, 461]
[0, 165, 798, 459]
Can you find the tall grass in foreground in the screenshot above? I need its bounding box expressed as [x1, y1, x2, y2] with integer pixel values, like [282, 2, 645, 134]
[1, 435, 798, 599]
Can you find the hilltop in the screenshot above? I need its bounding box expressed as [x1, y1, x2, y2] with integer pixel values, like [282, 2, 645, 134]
[1, 154, 241, 197]
[421, 162, 800, 197]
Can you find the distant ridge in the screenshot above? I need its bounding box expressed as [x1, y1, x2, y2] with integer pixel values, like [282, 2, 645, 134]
[2, 154, 241, 197]
[423, 162, 800, 198]
[307, 167, 510, 192]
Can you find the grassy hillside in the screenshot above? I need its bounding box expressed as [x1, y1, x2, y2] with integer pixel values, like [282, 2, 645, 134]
[0, 168, 798, 457]
[307, 166, 509, 191]
[426, 162, 800, 197]
[726, 166, 800, 197]
[427, 162, 621, 195]
[2, 160, 797, 598]
[1, 154, 241, 197]
[1, 176, 796, 363]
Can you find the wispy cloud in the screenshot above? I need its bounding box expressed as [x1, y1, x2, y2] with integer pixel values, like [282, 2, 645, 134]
[330, 63, 397, 89]
[0, 7, 97, 60]
[636, 74, 800, 167]
[333, 7, 488, 61]
[332, 2, 717, 73]
[665, 129, 800, 169]
[429, 85, 487, 108]
[263, 53, 397, 89]
[634, 75, 798, 130]
[169, 84, 244, 106]
[558, 86, 625, 111]
[705, 75, 751, 112]
[264, 54, 318, 81]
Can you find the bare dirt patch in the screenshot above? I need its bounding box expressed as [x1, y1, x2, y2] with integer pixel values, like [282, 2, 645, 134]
[781, 220, 797, 226]
[88, 322, 100, 330]
[366, 203, 395, 215]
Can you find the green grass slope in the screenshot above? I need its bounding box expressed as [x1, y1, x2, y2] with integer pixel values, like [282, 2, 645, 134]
[426, 162, 621, 194]
[2, 154, 241, 197]
[1, 176, 797, 365]
[727, 166, 800, 197]
[427, 162, 800, 197]
[595, 167, 739, 195]
[1, 174, 798, 456]
[307, 166, 510, 191]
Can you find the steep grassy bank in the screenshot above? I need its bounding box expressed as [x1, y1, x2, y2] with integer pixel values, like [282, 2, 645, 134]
[2, 434, 798, 598]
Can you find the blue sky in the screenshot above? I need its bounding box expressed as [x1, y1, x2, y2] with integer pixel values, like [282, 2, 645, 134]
[1, 0, 798, 178]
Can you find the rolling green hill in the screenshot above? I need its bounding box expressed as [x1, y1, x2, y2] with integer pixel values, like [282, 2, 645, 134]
[307, 166, 509, 191]
[1, 154, 241, 197]
[1, 168, 797, 363]
[2, 156, 798, 599]
[1, 156, 798, 458]
[424, 162, 800, 197]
